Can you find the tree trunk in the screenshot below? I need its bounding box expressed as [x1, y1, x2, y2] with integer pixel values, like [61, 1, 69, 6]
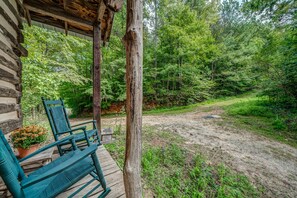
[93, 22, 101, 134]
[167, 72, 170, 91]
[31, 107, 35, 119]
[178, 56, 182, 90]
[123, 0, 143, 197]
[211, 61, 215, 81]
[153, 0, 158, 101]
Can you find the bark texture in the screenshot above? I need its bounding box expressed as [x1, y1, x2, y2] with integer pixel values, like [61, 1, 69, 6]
[93, 22, 102, 134]
[123, 0, 143, 197]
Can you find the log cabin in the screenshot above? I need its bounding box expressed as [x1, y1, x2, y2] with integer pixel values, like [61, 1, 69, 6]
[0, 0, 143, 196]
[0, 0, 123, 135]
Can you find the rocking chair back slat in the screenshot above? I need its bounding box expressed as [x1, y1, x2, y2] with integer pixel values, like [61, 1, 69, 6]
[41, 97, 61, 141]
[0, 132, 26, 197]
[42, 97, 73, 155]
[0, 154, 24, 197]
[42, 100, 64, 105]
[50, 106, 71, 134]
[0, 132, 25, 180]
[42, 97, 72, 138]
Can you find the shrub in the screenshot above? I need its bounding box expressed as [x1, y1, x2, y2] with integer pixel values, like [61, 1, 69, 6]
[226, 100, 274, 118]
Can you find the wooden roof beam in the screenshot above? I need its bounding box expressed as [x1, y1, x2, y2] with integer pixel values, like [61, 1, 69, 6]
[29, 14, 93, 38]
[96, 0, 106, 22]
[103, 0, 124, 12]
[24, 7, 32, 26]
[24, 1, 93, 30]
[103, 11, 114, 41]
[15, 0, 25, 16]
[96, 0, 102, 21]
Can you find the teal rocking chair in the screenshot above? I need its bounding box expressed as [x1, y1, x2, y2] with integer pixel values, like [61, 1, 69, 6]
[42, 97, 100, 155]
[0, 129, 111, 198]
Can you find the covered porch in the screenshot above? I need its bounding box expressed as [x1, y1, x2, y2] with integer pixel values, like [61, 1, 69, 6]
[0, 0, 142, 197]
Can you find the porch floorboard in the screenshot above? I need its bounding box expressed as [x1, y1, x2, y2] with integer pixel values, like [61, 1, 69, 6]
[57, 145, 125, 198]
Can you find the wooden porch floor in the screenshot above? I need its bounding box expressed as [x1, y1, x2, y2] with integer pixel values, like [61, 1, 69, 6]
[57, 145, 126, 198]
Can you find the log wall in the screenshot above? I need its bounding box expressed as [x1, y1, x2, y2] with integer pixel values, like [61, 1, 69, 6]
[0, 0, 25, 134]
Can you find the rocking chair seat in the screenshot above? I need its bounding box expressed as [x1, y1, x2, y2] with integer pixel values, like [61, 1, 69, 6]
[56, 129, 98, 150]
[27, 149, 91, 178]
[71, 129, 98, 143]
[24, 155, 94, 198]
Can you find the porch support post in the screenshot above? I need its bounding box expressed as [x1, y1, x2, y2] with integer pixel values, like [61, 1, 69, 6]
[93, 22, 101, 135]
[123, 0, 143, 197]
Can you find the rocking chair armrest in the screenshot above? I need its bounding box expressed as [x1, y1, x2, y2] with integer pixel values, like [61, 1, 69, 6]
[21, 144, 98, 188]
[59, 126, 87, 134]
[19, 135, 76, 163]
[81, 129, 92, 146]
[71, 120, 96, 128]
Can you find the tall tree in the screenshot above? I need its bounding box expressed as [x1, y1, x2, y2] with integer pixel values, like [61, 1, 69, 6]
[209, 0, 263, 96]
[243, 0, 297, 105]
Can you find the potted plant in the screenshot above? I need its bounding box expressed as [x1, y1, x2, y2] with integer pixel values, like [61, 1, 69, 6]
[11, 125, 48, 158]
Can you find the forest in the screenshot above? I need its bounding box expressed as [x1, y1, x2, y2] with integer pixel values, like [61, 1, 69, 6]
[22, 0, 296, 124]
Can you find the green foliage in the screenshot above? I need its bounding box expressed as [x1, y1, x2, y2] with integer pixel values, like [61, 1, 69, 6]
[104, 124, 126, 168]
[226, 98, 274, 118]
[243, 0, 296, 26]
[272, 118, 286, 130]
[106, 127, 259, 197]
[143, 0, 218, 105]
[259, 27, 297, 107]
[22, 21, 126, 116]
[210, 0, 262, 96]
[240, 0, 297, 108]
[21, 25, 89, 116]
[224, 97, 297, 147]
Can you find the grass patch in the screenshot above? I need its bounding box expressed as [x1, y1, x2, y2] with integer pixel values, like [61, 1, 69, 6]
[223, 98, 297, 148]
[143, 92, 258, 115]
[142, 145, 258, 197]
[72, 92, 258, 118]
[105, 126, 260, 197]
[225, 98, 273, 118]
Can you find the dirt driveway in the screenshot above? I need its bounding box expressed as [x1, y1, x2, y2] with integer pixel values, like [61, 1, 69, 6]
[73, 109, 297, 197]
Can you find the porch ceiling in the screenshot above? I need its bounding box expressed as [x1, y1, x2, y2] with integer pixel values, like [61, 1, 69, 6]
[22, 0, 123, 42]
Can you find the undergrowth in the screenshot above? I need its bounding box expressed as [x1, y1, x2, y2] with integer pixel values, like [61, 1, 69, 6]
[105, 127, 260, 197]
[142, 145, 259, 197]
[143, 92, 258, 115]
[223, 97, 297, 148]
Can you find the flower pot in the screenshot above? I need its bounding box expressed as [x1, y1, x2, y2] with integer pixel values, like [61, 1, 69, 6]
[17, 144, 40, 158]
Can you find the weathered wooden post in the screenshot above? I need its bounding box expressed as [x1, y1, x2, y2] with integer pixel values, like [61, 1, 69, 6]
[123, 0, 143, 197]
[93, 22, 101, 135]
